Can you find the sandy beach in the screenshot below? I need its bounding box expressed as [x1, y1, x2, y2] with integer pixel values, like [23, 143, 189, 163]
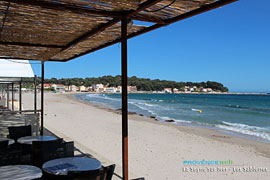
[22, 92, 270, 180]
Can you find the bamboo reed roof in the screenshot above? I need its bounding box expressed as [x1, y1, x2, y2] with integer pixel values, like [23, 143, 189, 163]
[0, 0, 237, 62]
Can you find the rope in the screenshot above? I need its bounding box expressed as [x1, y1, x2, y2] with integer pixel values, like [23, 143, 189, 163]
[2, 59, 42, 64]
[0, 1, 11, 39]
[144, 0, 176, 13]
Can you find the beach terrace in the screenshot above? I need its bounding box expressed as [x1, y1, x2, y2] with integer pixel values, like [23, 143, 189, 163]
[0, 0, 238, 179]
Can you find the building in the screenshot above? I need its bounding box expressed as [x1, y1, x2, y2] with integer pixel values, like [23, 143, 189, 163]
[51, 84, 65, 92]
[184, 86, 190, 92]
[69, 85, 77, 92]
[173, 88, 178, 93]
[92, 84, 105, 92]
[65, 85, 77, 92]
[164, 88, 172, 93]
[38, 83, 52, 89]
[201, 88, 208, 92]
[127, 86, 137, 92]
[79, 86, 86, 92]
[106, 87, 117, 93]
[117, 86, 122, 93]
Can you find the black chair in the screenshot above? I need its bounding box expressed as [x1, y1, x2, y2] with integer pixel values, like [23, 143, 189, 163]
[67, 164, 115, 180]
[0, 149, 22, 166]
[103, 164, 115, 180]
[67, 169, 104, 180]
[8, 125, 32, 142]
[33, 141, 74, 167]
[0, 140, 9, 150]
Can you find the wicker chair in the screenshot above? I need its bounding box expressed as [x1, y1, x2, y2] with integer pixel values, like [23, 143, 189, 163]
[33, 141, 74, 167]
[0, 149, 22, 166]
[0, 140, 8, 149]
[8, 125, 32, 142]
[67, 164, 115, 180]
[103, 164, 115, 180]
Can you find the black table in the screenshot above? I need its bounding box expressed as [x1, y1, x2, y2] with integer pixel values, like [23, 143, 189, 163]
[0, 138, 15, 145]
[42, 157, 102, 175]
[17, 135, 58, 145]
[0, 165, 42, 180]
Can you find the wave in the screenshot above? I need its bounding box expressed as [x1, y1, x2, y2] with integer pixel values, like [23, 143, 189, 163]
[85, 94, 120, 102]
[216, 121, 270, 141]
[76, 93, 270, 142]
[158, 116, 191, 124]
[225, 104, 270, 114]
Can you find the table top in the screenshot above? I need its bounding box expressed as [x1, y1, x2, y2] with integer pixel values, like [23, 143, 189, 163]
[0, 165, 42, 180]
[42, 157, 102, 175]
[0, 138, 15, 145]
[17, 135, 58, 144]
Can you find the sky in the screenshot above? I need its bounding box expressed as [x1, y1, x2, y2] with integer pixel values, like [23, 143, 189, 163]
[31, 0, 270, 93]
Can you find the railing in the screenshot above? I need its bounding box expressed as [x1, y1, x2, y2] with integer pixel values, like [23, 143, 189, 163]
[0, 110, 40, 137]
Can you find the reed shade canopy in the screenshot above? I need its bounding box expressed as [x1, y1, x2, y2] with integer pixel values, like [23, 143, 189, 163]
[0, 0, 237, 62]
[0, 1, 238, 180]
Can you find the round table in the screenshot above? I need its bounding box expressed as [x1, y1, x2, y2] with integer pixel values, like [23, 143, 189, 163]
[0, 138, 15, 145]
[0, 165, 42, 180]
[17, 136, 58, 145]
[42, 157, 102, 175]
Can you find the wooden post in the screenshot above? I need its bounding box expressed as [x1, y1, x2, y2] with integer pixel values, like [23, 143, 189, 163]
[41, 62, 44, 135]
[121, 17, 128, 180]
[7, 84, 9, 109]
[34, 75, 37, 113]
[19, 81, 22, 113]
[11, 83, 14, 111]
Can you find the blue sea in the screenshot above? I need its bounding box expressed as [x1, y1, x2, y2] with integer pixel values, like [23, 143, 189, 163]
[74, 93, 270, 142]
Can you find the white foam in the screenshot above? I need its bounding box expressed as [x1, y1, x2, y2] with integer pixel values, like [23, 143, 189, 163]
[216, 121, 270, 141]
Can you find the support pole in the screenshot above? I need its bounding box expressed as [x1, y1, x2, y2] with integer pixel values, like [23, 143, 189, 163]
[121, 18, 128, 180]
[7, 84, 9, 109]
[41, 62, 44, 135]
[34, 75, 37, 113]
[19, 81, 22, 113]
[11, 83, 14, 111]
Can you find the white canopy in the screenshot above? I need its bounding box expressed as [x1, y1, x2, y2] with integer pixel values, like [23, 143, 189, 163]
[0, 59, 34, 82]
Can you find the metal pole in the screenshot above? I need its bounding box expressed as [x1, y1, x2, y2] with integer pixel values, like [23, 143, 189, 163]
[41, 62, 44, 135]
[34, 75, 37, 113]
[11, 83, 14, 111]
[7, 84, 9, 109]
[121, 18, 128, 180]
[19, 81, 22, 113]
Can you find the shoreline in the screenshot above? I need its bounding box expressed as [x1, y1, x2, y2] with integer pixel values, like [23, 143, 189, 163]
[62, 91, 269, 96]
[22, 92, 270, 179]
[67, 93, 270, 159]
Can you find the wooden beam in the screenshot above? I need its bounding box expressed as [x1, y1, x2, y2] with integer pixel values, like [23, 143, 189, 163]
[0, 0, 122, 18]
[62, 19, 119, 53]
[165, 0, 239, 24]
[0, 41, 65, 48]
[52, 0, 163, 59]
[0, 56, 41, 61]
[0, 0, 165, 24]
[55, 0, 238, 62]
[126, 0, 164, 18]
[132, 14, 167, 24]
[121, 18, 128, 180]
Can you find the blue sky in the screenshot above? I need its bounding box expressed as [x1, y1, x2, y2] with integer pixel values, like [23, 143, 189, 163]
[31, 0, 270, 93]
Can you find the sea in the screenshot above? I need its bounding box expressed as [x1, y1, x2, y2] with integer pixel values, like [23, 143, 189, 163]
[74, 93, 270, 143]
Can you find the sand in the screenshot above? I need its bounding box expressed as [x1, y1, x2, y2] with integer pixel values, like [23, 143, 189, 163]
[22, 92, 270, 180]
